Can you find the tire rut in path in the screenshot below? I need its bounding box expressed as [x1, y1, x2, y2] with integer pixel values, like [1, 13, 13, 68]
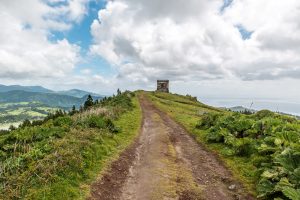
[88, 94, 255, 200]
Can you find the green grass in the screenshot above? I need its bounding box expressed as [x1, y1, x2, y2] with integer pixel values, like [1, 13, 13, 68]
[0, 92, 142, 199]
[7, 108, 46, 117]
[0, 102, 32, 108]
[0, 102, 57, 128]
[146, 91, 257, 195]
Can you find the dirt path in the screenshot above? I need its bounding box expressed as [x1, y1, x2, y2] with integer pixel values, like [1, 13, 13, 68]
[88, 95, 254, 200]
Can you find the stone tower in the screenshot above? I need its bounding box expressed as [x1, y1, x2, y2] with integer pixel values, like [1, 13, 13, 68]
[156, 80, 169, 93]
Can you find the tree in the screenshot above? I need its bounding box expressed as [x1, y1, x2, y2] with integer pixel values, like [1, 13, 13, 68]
[84, 95, 94, 110]
[117, 88, 121, 95]
[79, 105, 84, 112]
[20, 119, 31, 128]
[9, 125, 16, 131]
[70, 105, 77, 115]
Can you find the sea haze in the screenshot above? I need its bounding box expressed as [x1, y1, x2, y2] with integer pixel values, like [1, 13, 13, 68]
[200, 98, 300, 116]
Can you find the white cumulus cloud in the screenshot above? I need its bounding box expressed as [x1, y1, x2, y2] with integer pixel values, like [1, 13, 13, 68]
[90, 0, 300, 83]
[0, 0, 90, 81]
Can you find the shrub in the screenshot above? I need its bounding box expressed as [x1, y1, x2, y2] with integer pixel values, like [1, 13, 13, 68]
[99, 91, 134, 111]
[105, 118, 120, 133]
[19, 119, 31, 128]
[196, 109, 300, 199]
[53, 116, 73, 127]
[206, 128, 228, 143]
[86, 115, 106, 129]
[186, 94, 197, 102]
[255, 110, 275, 119]
[196, 112, 221, 129]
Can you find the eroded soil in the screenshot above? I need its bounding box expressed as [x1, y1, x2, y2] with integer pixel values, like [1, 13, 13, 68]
[88, 94, 254, 200]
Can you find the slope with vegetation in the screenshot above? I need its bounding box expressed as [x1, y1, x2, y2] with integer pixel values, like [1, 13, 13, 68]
[146, 92, 300, 200]
[0, 91, 142, 199]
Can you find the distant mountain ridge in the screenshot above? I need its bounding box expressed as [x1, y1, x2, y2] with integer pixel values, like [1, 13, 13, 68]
[0, 84, 103, 108]
[0, 84, 52, 93]
[55, 89, 101, 98]
[0, 84, 102, 98]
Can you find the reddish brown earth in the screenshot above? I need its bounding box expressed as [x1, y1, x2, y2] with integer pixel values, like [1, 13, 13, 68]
[88, 95, 255, 200]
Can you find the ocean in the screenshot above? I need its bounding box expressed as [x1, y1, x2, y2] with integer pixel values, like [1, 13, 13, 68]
[200, 98, 300, 116]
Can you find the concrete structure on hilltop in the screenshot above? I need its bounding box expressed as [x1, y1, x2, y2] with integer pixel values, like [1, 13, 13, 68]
[157, 80, 169, 93]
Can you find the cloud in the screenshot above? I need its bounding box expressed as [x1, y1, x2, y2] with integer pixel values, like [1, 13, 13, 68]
[0, 0, 91, 81]
[54, 0, 91, 23]
[90, 0, 300, 83]
[0, 0, 114, 94]
[1, 0, 300, 99]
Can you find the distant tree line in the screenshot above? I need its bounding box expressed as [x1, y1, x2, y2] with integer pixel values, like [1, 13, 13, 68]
[229, 109, 254, 115]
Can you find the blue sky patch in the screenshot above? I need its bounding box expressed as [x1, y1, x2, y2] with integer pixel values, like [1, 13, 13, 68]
[66, 0, 106, 51]
[236, 25, 253, 40]
[22, 23, 32, 30]
[49, 0, 106, 51]
[220, 0, 233, 13]
[48, 0, 115, 77]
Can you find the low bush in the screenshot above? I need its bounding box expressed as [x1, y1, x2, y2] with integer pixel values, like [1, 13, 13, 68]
[85, 115, 106, 129]
[196, 111, 300, 199]
[53, 116, 73, 127]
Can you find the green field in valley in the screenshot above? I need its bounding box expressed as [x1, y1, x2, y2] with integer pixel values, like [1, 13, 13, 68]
[0, 102, 58, 130]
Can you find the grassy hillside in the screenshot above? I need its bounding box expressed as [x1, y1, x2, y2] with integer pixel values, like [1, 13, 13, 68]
[0, 91, 142, 199]
[146, 91, 300, 200]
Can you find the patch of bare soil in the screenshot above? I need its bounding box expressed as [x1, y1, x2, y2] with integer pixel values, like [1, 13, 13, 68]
[87, 134, 140, 200]
[88, 94, 255, 200]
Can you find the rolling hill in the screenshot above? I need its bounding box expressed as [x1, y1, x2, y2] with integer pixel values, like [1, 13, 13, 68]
[0, 84, 52, 93]
[56, 89, 102, 98]
[0, 84, 102, 98]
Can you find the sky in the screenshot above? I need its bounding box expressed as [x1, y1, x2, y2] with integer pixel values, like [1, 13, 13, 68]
[0, 0, 300, 113]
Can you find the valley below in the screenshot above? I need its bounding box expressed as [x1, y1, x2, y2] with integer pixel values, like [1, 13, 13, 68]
[0, 102, 57, 130]
[0, 85, 103, 130]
